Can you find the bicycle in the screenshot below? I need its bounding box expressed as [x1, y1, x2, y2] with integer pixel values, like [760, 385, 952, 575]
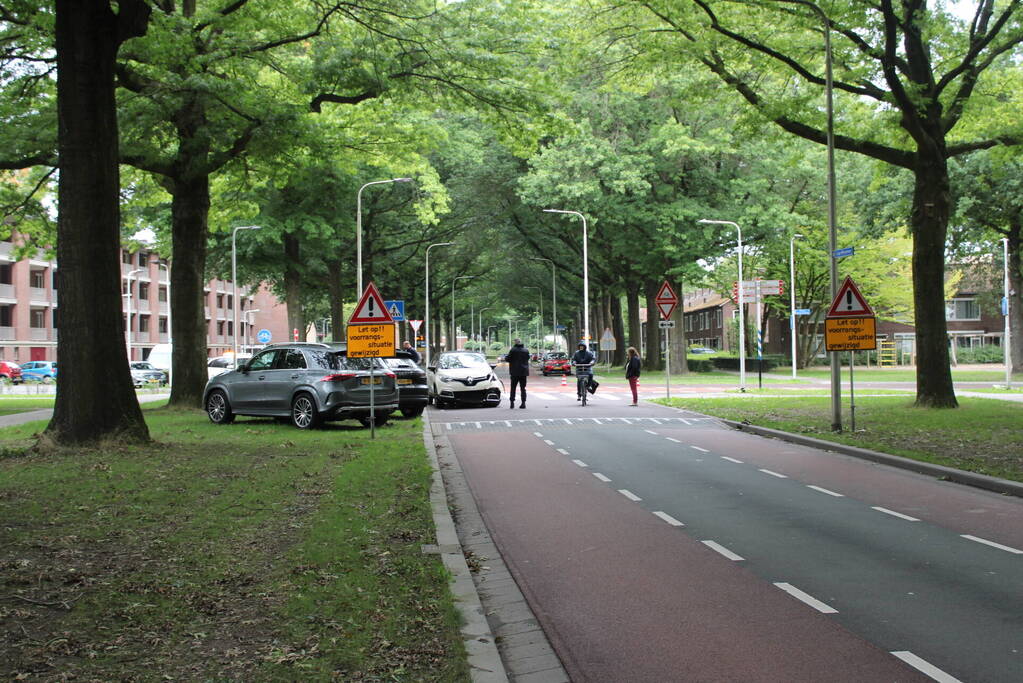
[574, 362, 594, 406]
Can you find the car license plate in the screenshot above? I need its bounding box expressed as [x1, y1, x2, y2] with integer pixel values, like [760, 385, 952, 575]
[397, 378, 412, 385]
[361, 377, 383, 385]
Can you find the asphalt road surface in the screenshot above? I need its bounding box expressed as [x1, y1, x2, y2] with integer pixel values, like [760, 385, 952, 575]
[432, 369, 1022, 682]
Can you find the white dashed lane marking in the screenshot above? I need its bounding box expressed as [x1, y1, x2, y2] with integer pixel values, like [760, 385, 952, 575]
[759, 468, 788, 479]
[721, 456, 744, 464]
[774, 582, 838, 614]
[665, 437, 682, 443]
[593, 472, 612, 483]
[702, 540, 745, 561]
[891, 651, 964, 683]
[652, 511, 684, 527]
[872, 506, 920, 522]
[691, 445, 709, 453]
[572, 459, 588, 468]
[556, 448, 570, 455]
[618, 489, 642, 502]
[807, 485, 844, 497]
[961, 534, 1023, 555]
[644, 429, 658, 435]
[544, 440, 555, 446]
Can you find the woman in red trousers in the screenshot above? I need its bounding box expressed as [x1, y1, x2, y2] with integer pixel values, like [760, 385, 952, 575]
[625, 346, 641, 406]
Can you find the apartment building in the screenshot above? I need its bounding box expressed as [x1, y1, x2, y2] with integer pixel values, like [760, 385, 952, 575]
[0, 239, 289, 363]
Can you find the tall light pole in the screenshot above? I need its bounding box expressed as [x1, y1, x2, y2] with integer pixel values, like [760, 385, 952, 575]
[232, 225, 261, 361]
[525, 285, 543, 349]
[356, 177, 412, 298]
[451, 275, 476, 351]
[699, 219, 746, 390]
[790, 234, 804, 380]
[244, 309, 260, 354]
[532, 257, 557, 350]
[478, 307, 492, 351]
[125, 268, 143, 362]
[1004, 237, 1013, 389]
[543, 209, 589, 349]
[156, 260, 172, 386]
[425, 241, 454, 369]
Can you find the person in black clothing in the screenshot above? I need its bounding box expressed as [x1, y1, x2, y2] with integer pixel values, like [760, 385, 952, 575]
[505, 338, 530, 409]
[625, 346, 642, 406]
[401, 340, 421, 365]
[571, 343, 596, 400]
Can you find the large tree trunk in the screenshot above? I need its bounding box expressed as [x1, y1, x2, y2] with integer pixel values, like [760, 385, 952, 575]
[1008, 222, 1022, 373]
[327, 258, 344, 343]
[283, 232, 304, 337]
[47, 0, 150, 445]
[643, 280, 663, 371]
[626, 282, 641, 352]
[911, 152, 957, 408]
[611, 294, 626, 366]
[668, 280, 688, 375]
[167, 174, 211, 408]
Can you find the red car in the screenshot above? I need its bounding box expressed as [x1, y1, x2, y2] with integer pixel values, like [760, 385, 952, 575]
[0, 360, 22, 384]
[541, 352, 571, 376]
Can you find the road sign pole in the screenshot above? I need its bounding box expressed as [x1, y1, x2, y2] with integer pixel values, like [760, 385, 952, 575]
[665, 327, 671, 400]
[849, 351, 855, 432]
[370, 364, 375, 440]
[756, 279, 763, 389]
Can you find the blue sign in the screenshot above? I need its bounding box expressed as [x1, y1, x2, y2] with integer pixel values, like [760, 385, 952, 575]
[795, 308, 812, 316]
[383, 299, 405, 321]
[555, 324, 566, 330]
[257, 328, 272, 344]
[833, 246, 855, 258]
[1002, 297, 1009, 316]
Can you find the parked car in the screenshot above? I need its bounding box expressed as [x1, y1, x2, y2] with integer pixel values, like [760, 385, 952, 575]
[207, 353, 252, 380]
[383, 350, 429, 418]
[0, 360, 22, 385]
[540, 351, 571, 376]
[688, 347, 717, 355]
[204, 342, 399, 429]
[20, 360, 57, 383]
[427, 351, 503, 408]
[130, 361, 168, 387]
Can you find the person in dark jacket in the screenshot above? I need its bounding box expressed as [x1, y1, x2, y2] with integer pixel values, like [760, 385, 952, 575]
[571, 343, 596, 400]
[505, 339, 530, 408]
[401, 340, 421, 365]
[625, 346, 642, 406]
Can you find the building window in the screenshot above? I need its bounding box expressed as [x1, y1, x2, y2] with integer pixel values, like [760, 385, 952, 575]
[216, 294, 224, 308]
[0, 263, 11, 285]
[138, 252, 149, 267]
[30, 309, 45, 328]
[139, 282, 149, 300]
[52, 270, 58, 289]
[52, 308, 58, 328]
[139, 315, 150, 332]
[227, 321, 233, 336]
[0, 305, 13, 327]
[122, 251, 133, 266]
[217, 321, 225, 336]
[227, 295, 233, 309]
[158, 286, 167, 303]
[122, 279, 130, 295]
[29, 270, 45, 288]
[159, 317, 168, 333]
[945, 298, 980, 321]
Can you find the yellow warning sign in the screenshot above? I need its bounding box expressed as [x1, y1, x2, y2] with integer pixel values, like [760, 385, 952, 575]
[825, 317, 877, 351]
[347, 323, 395, 358]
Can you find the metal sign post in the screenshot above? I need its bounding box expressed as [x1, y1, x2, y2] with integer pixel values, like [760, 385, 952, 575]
[849, 351, 856, 431]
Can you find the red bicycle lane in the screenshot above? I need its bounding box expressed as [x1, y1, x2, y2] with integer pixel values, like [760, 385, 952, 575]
[450, 430, 926, 682]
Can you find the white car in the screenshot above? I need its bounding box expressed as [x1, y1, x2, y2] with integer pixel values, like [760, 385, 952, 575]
[207, 354, 252, 380]
[427, 352, 503, 408]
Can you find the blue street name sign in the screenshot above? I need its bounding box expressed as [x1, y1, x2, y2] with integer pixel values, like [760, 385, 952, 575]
[795, 308, 812, 315]
[833, 246, 855, 258]
[383, 300, 405, 321]
[1002, 297, 1009, 316]
[257, 328, 272, 344]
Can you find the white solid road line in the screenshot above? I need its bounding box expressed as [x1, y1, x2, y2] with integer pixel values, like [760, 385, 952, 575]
[691, 445, 709, 453]
[721, 456, 744, 464]
[593, 472, 612, 483]
[773, 582, 838, 614]
[872, 506, 920, 522]
[618, 489, 642, 502]
[891, 651, 964, 683]
[665, 437, 682, 443]
[807, 485, 844, 497]
[556, 448, 570, 455]
[759, 468, 788, 479]
[701, 540, 745, 561]
[572, 459, 588, 468]
[652, 511, 685, 526]
[644, 429, 658, 435]
[961, 534, 1023, 554]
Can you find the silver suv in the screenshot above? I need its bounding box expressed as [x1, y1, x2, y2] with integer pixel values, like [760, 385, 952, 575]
[203, 343, 398, 429]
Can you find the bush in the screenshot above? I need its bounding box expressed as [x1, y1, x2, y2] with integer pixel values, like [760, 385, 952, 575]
[956, 345, 1006, 364]
[712, 356, 778, 372]
[687, 359, 715, 373]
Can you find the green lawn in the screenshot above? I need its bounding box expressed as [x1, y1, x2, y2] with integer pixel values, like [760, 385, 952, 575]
[0, 397, 55, 416]
[653, 395, 1023, 482]
[0, 407, 467, 681]
[780, 367, 1023, 383]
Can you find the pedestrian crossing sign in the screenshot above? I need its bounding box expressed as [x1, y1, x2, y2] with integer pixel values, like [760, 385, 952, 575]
[383, 299, 405, 321]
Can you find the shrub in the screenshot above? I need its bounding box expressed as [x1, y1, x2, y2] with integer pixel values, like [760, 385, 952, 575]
[956, 345, 1005, 364]
[687, 359, 715, 373]
[712, 356, 778, 372]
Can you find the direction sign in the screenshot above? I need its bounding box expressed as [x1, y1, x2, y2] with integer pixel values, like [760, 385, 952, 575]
[407, 319, 423, 333]
[733, 279, 783, 298]
[655, 280, 679, 319]
[256, 328, 272, 344]
[347, 323, 396, 358]
[794, 308, 812, 316]
[658, 320, 675, 329]
[349, 282, 394, 324]
[833, 246, 855, 258]
[599, 327, 617, 351]
[825, 317, 877, 351]
[383, 300, 405, 322]
[826, 276, 875, 318]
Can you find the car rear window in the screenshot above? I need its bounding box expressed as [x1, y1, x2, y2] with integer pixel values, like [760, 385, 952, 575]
[308, 351, 340, 370]
[341, 356, 387, 371]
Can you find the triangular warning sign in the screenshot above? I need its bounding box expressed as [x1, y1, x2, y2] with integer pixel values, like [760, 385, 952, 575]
[826, 276, 875, 318]
[656, 300, 677, 320]
[655, 281, 678, 303]
[349, 282, 394, 324]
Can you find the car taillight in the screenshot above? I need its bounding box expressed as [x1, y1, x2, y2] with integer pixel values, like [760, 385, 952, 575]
[385, 371, 396, 378]
[321, 373, 357, 382]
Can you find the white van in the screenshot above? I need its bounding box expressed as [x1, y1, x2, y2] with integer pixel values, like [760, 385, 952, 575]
[146, 344, 172, 372]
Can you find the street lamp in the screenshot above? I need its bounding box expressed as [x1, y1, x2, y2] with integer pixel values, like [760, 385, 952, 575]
[232, 225, 261, 361]
[532, 257, 558, 350]
[156, 260, 172, 387]
[790, 234, 804, 380]
[357, 177, 413, 298]
[244, 309, 260, 354]
[425, 242, 454, 369]
[525, 285, 543, 349]
[698, 219, 746, 390]
[478, 307, 492, 351]
[125, 268, 143, 362]
[543, 209, 589, 349]
[1004, 238, 1013, 389]
[451, 275, 476, 351]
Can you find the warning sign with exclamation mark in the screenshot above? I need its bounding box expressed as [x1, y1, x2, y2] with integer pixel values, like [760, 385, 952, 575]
[825, 276, 874, 318]
[349, 282, 394, 324]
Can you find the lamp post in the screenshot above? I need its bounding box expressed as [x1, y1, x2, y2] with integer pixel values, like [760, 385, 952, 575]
[698, 219, 746, 390]
[478, 307, 492, 352]
[125, 268, 143, 362]
[487, 326, 496, 348]
[244, 309, 260, 354]
[1004, 237, 1013, 389]
[156, 260, 172, 387]
[232, 225, 261, 361]
[532, 257, 557, 350]
[357, 177, 412, 298]
[790, 234, 804, 380]
[451, 276, 476, 351]
[543, 209, 589, 349]
[525, 285, 543, 349]
[425, 241, 454, 369]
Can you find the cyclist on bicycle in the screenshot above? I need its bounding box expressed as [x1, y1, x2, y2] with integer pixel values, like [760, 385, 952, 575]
[571, 342, 596, 401]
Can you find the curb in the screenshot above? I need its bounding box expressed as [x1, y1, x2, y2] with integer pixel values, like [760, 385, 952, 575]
[717, 418, 1023, 499]
[421, 413, 509, 683]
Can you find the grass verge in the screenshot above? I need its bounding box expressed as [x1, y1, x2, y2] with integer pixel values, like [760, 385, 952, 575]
[653, 395, 1023, 483]
[0, 410, 468, 681]
[0, 398, 55, 416]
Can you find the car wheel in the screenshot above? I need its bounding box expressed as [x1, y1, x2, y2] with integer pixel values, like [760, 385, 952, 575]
[542, 371, 548, 376]
[401, 406, 424, 418]
[290, 393, 321, 430]
[375, 414, 389, 427]
[42, 376, 55, 384]
[206, 390, 235, 425]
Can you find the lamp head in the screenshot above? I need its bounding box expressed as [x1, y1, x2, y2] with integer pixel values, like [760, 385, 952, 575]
[793, 233, 804, 239]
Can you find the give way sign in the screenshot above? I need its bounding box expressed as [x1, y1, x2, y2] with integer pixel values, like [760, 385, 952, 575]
[655, 280, 679, 320]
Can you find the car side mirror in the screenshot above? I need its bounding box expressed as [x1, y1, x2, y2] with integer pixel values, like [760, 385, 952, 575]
[490, 364, 497, 370]
[427, 366, 436, 373]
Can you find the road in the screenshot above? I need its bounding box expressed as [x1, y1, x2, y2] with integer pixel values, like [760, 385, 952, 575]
[432, 369, 1023, 682]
